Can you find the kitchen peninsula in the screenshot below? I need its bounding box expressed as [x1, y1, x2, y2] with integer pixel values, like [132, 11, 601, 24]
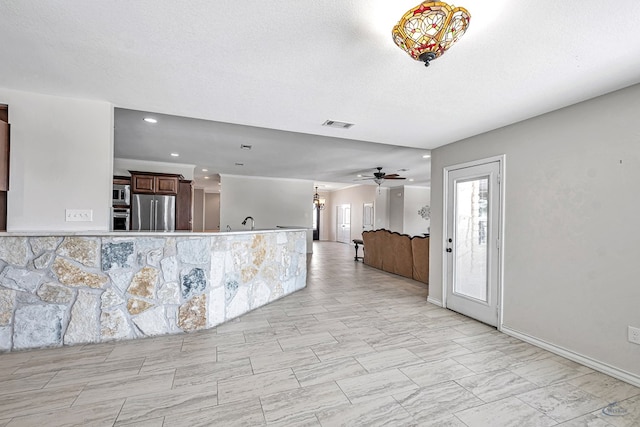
[0, 229, 306, 352]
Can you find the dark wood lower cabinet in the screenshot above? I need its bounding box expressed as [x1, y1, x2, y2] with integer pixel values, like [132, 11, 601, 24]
[0, 192, 6, 231]
[176, 180, 193, 231]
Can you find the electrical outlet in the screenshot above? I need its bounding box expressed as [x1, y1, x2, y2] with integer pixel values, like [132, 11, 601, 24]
[628, 326, 640, 345]
[65, 209, 93, 222]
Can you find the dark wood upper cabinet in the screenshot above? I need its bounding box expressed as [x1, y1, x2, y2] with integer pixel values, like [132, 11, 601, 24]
[130, 171, 181, 195]
[113, 176, 131, 186]
[131, 174, 155, 193]
[155, 176, 179, 195]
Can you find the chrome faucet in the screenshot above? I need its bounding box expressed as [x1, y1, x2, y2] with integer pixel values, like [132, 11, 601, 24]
[241, 216, 255, 230]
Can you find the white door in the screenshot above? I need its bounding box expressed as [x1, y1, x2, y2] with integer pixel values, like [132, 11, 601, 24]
[444, 159, 502, 326]
[363, 202, 374, 232]
[336, 204, 351, 243]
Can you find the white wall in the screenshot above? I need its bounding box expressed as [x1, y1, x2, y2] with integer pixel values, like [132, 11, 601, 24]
[0, 88, 113, 231]
[388, 186, 404, 233]
[219, 174, 313, 251]
[430, 83, 640, 380]
[374, 187, 390, 230]
[403, 186, 430, 237]
[388, 185, 431, 236]
[193, 188, 205, 232]
[113, 158, 195, 180]
[204, 192, 220, 231]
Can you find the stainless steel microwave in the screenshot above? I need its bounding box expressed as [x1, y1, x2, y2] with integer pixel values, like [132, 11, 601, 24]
[113, 184, 130, 206]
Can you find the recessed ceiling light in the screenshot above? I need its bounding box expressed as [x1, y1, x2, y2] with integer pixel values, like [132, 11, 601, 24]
[202, 168, 208, 172]
[240, 144, 252, 150]
[422, 154, 431, 159]
[170, 153, 179, 157]
[357, 174, 363, 178]
[143, 117, 157, 124]
[218, 183, 221, 186]
[409, 179, 415, 182]
[235, 163, 244, 166]
[204, 176, 209, 179]
[323, 120, 354, 129]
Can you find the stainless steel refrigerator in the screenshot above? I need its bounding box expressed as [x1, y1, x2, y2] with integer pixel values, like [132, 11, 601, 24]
[131, 194, 176, 231]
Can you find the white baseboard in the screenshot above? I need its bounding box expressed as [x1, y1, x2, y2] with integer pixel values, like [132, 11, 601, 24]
[426, 296, 443, 307]
[501, 325, 640, 388]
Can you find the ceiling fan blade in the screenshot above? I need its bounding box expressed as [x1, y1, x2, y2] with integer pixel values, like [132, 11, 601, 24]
[384, 174, 400, 178]
[384, 177, 406, 179]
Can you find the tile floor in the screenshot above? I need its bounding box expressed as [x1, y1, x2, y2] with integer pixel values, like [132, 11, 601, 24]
[0, 241, 639, 426]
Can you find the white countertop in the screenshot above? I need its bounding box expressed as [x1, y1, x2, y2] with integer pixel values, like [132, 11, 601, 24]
[0, 228, 308, 237]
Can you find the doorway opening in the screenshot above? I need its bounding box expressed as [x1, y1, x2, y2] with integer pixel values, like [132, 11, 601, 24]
[313, 204, 320, 240]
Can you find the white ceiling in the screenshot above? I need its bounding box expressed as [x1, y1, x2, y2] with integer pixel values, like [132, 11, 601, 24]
[2, 1, 640, 191]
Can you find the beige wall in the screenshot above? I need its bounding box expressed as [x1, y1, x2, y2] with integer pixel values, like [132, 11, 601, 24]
[317, 189, 331, 241]
[328, 185, 377, 242]
[430, 83, 640, 381]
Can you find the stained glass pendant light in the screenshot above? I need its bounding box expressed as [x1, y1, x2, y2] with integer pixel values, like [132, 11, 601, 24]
[392, 1, 471, 67]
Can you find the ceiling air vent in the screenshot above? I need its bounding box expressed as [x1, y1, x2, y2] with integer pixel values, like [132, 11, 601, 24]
[323, 120, 354, 129]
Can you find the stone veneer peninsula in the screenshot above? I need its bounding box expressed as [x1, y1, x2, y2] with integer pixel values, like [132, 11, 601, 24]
[0, 230, 307, 352]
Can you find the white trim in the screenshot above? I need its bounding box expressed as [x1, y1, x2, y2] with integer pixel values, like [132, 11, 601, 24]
[427, 296, 443, 307]
[502, 325, 640, 388]
[442, 155, 506, 329]
[497, 157, 506, 332]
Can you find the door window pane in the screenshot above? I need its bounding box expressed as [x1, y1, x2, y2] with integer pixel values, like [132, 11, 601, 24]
[454, 178, 489, 301]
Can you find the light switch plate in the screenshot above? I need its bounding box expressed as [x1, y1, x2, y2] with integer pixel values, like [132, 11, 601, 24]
[65, 209, 93, 222]
[628, 326, 640, 345]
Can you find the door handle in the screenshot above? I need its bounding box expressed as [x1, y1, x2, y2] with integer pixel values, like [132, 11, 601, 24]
[446, 248, 452, 253]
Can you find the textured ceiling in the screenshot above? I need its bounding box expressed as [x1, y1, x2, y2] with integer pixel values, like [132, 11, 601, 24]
[2, 1, 640, 190]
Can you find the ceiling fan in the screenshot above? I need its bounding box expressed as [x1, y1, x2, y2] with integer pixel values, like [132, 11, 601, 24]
[357, 167, 407, 186]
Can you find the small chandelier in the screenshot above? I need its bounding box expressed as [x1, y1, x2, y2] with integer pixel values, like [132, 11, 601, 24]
[313, 187, 325, 210]
[392, 1, 471, 67]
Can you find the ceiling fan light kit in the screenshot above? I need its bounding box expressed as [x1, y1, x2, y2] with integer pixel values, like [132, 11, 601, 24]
[357, 167, 407, 188]
[392, 1, 471, 67]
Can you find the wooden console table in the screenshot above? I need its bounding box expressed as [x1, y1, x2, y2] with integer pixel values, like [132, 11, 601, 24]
[353, 239, 364, 262]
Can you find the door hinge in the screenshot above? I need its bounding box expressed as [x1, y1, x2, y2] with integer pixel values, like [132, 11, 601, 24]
[496, 239, 500, 250]
[497, 174, 501, 184]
